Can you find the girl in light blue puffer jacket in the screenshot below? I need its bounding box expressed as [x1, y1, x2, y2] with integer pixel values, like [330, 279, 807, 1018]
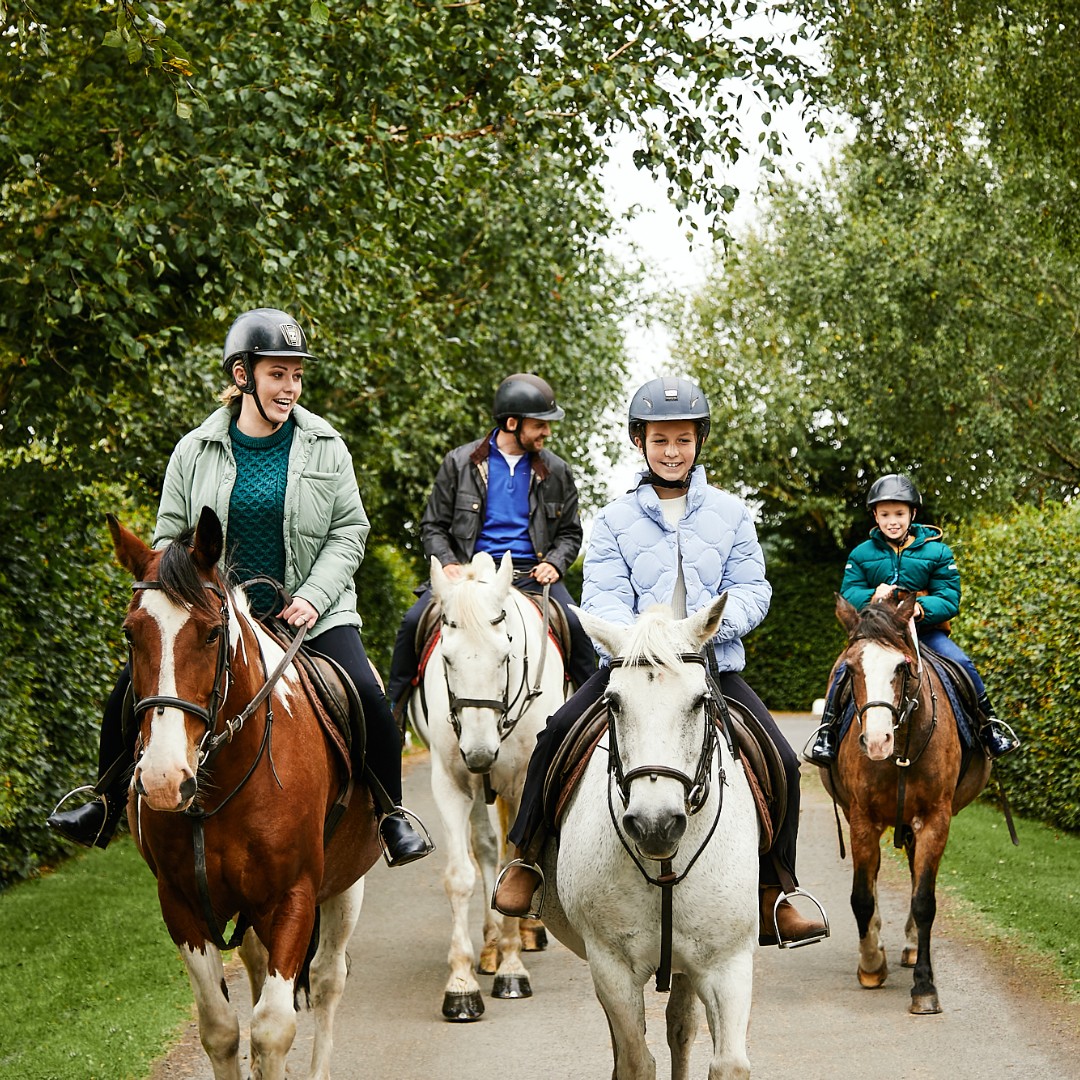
[496, 377, 827, 947]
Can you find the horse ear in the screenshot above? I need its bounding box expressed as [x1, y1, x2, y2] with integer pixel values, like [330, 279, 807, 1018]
[108, 513, 154, 579]
[895, 591, 918, 622]
[430, 556, 449, 599]
[574, 606, 627, 660]
[836, 593, 860, 635]
[492, 551, 514, 599]
[192, 506, 224, 572]
[685, 592, 728, 648]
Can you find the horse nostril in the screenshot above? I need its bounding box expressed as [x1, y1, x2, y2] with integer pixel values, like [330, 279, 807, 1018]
[622, 812, 645, 844]
[135, 775, 148, 798]
[179, 775, 198, 801]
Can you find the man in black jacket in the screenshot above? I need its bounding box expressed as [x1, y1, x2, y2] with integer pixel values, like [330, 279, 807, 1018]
[388, 373, 596, 710]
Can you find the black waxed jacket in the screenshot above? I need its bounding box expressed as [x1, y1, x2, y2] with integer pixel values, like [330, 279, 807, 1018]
[419, 431, 583, 577]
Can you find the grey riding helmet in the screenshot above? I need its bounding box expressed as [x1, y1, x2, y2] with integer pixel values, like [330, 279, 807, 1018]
[492, 373, 566, 430]
[627, 376, 711, 447]
[866, 473, 922, 510]
[221, 307, 316, 383]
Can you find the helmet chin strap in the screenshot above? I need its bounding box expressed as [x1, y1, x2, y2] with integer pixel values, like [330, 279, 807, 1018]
[640, 471, 691, 490]
[237, 357, 283, 431]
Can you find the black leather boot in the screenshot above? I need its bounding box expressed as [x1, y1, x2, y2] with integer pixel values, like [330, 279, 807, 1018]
[47, 786, 127, 850]
[379, 810, 434, 867]
[977, 702, 1021, 758]
[805, 723, 838, 765]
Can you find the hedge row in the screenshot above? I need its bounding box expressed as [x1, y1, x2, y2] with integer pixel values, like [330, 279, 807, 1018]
[952, 503, 1080, 832]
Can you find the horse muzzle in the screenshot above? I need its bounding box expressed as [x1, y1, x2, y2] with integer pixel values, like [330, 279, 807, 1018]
[621, 806, 687, 860]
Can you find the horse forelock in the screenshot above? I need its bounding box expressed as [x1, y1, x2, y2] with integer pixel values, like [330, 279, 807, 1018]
[157, 529, 226, 620]
[443, 577, 502, 632]
[620, 607, 685, 672]
[850, 603, 909, 652]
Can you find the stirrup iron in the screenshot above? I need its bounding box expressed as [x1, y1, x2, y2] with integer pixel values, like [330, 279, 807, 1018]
[491, 859, 547, 920]
[48, 786, 111, 847]
[771, 887, 830, 949]
[377, 804, 435, 867]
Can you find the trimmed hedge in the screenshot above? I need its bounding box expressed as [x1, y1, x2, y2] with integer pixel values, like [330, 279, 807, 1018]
[743, 552, 848, 712]
[952, 503, 1080, 833]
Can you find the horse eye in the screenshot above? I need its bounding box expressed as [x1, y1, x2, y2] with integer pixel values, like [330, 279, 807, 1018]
[606, 695, 621, 715]
[206, 627, 221, 644]
[122, 627, 133, 643]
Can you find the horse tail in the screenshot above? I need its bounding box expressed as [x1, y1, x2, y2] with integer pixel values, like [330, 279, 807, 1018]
[293, 906, 321, 1011]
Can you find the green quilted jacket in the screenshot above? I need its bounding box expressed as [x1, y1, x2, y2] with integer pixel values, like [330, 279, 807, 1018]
[153, 404, 369, 636]
[840, 523, 960, 628]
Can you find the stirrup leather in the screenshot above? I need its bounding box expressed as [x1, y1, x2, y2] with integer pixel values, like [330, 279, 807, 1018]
[48, 786, 111, 847]
[377, 804, 435, 867]
[769, 887, 831, 950]
[491, 859, 546, 920]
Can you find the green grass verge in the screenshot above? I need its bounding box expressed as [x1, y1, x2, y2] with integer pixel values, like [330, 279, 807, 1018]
[0, 837, 195, 1080]
[934, 798, 1080, 998]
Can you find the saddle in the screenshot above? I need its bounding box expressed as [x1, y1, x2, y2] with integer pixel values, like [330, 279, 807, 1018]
[542, 691, 787, 854]
[412, 592, 570, 683]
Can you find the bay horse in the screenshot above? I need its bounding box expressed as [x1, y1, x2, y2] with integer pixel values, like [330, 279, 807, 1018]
[538, 598, 760, 1080]
[111, 507, 381, 1079]
[406, 550, 568, 1021]
[820, 593, 991, 1014]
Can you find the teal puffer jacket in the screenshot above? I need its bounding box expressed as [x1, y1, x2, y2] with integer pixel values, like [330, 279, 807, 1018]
[840, 523, 960, 627]
[153, 404, 369, 636]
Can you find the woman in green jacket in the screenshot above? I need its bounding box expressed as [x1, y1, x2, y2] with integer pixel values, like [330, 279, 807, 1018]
[48, 308, 432, 866]
[806, 473, 1020, 764]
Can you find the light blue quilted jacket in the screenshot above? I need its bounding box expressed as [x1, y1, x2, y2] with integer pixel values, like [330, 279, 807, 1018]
[581, 466, 771, 672]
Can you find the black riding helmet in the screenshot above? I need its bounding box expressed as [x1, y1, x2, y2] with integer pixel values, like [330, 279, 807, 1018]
[628, 376, 711, 489]
[492, 373, 565, 428]
[866, 473, 922, 511]
[222, 308, 315, 429]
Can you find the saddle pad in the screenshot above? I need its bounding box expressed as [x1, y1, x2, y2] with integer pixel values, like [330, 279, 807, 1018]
[542, 694, 783, 852]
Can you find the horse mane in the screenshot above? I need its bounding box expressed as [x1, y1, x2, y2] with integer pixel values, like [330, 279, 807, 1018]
[850, 602, 909, 651]
[620, 605, 685, 671]
[157, 527, 225, 619]
[443, 575, 501, 632]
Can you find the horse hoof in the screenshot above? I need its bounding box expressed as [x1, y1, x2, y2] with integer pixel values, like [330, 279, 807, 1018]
[491, 974, 532, 999]
[910, 993, 942, 1015]
[520, 923, 548, 952]
[857, 963, 889, 989]
[901, 947, 917, 968]
[442, 991, 485, 1021]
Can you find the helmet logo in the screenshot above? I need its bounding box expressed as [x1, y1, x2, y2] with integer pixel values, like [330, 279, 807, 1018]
[279, 322, 302, 348]
[664, 387, 679, 401]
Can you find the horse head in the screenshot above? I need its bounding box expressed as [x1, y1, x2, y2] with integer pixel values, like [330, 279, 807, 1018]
[430, 551, 516, 773]
[836, 592, 920, 761]
[110, 506, 235, 812]
[577, 595, 728, 860]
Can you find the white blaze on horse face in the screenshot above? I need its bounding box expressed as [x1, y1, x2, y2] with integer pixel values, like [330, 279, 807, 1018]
[440, 622, 510, 772]
[860, 641, 901, 760]
[133, 590, 200, 811]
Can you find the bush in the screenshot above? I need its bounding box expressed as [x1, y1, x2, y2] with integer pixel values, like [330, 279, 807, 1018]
[354, 541, 423, 678]
[743, 552, 848, 712]
[953, 503, 1080, 832]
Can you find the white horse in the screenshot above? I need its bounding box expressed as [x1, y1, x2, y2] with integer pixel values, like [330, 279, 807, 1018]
[538, 597, 760, 1080]
[407, 550, 568, 1020]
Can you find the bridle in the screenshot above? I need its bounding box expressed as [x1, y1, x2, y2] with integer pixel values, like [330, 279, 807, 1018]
[851, 646, 936, 769]
[604, 649, 732, 995]
[440, 590, 548, 743]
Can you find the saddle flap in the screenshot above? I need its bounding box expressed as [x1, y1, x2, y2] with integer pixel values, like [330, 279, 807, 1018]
[724, 701, 787, 853]
[523, 590, 571, 664]
[544, 696, 608, 831]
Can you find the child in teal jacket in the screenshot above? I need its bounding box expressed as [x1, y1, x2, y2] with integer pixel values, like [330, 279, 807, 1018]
[806, 473, 1020, 763]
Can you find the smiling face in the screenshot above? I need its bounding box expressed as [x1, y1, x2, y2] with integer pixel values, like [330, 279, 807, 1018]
[235, 356, 304, 434]
[873, 500, 914, 543]
[637, 419, 698, 493]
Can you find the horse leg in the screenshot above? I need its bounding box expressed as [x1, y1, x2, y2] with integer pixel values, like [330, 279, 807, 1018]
[306, 879, 366, 1080]
[902, 834, 918, 967]
[849, 813, 888, 988]
[432, 763, 485, 1021]
[588, 946, 655, 1080]
[666, 972, 699, 1080]
[179, 942, 244, 1080]
[470, 794, 501, 975]
[238, 927, 269, 1006]
[695, 950, 754, 1080]
[489, 797, 532, 1001]
[250, 886, 319, 1080]
[907, 811, 951, 1015]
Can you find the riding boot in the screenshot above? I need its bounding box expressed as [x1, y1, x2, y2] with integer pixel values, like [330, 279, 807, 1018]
[47, 777, 129, 850]
[976, 696, 1021, 758]
[804, 689, 842, 765]
[491, 845, 545, 918]
[379, 810, 434, 866]
[759, 886, 828, 948]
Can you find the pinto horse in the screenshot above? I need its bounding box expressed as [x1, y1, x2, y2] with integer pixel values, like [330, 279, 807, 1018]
[820, 593, 991, 1015]
[538, 598, 760, 1080]
[406, 550, 568, 1021]
[111, 508, 381, 1080]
